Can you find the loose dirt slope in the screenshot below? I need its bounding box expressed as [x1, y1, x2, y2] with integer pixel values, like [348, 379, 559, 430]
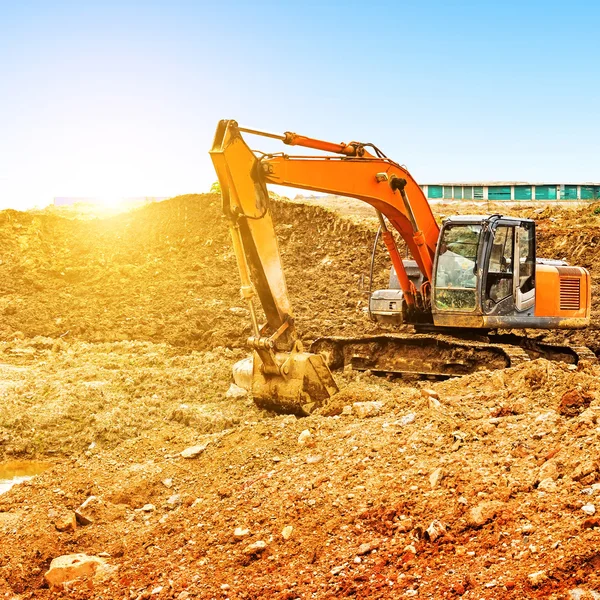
[0, 195, 599, 599]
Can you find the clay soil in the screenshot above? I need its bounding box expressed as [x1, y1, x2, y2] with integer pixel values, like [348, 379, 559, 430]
[0, 194, 599, 599]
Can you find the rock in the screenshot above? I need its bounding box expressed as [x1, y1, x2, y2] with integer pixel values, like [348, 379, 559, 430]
[357, 541, 378, 555]
[75, 495, 98, 525]
[420, 387, 439, 400]
[177, 592, 190, 600]
[330, 565, 346, 576]
[162, 478, 173, 488]
[281, 525, 293, 540]
[75, 496, 126, 525]
[234, 527, 250, 539]
[429, 467, 444, 489]
[424, 519, 446, 542]
[572, 460, 598, 481]
[151, 586, 163, 595]
[396, 517, 414, 533]
[166, 494, 182, 507]
[352, 401, 384, 418]
[180, 444, 208, 459]
[528, 570, 548, 587]
[232, 357, 253, 390]
[54, 513, 77, 532]
[537, 478, 558, 492]
[225, 383, 247, 399]
[582, 504, 596, 515]
[397, 412, 416, 426]
[538, 460, 559, 482]
[44, 554, 108, 590]
[582, 517, 600, 529]
[558, 389, 593, 417]
[298, 429, 312, 445]
[229, 307, 249, 317]
[243, 540, 267, 555]
[306, 454, 322, 464]
[467, 500, 505, 527]
[140, 504, 155, 512]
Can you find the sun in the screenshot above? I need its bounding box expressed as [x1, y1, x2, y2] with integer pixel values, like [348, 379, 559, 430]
[99, 195, 123, 208]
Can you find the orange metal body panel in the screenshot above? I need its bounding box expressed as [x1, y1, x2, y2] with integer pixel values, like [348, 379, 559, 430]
[535, 264, 591, 320]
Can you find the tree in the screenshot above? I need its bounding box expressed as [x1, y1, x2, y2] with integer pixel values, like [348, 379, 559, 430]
[210, 181, 221, 194]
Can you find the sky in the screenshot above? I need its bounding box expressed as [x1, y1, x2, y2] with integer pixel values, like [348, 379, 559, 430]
[1, 0, 599, 209]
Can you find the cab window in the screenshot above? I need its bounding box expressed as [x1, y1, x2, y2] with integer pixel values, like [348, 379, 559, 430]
[487, 226, 514, 303]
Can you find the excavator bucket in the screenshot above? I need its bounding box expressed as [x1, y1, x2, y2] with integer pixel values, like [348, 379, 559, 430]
[234, 351, 339, 416]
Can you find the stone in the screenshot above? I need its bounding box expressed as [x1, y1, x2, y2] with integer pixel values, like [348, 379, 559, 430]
[582, 504, 596, 515]
[225, 383, 247, 399]
[420, 388, 439, 400]
[582, 517, 600, 529]
[298, 429, 312, 445]
[44, 554, 108, 590]
[306, 455, 322, 464]
[357, 541, 378, 555]
[424, 519, 446, 542]
[75, 495, 98, 525]
[572, 460, 598, 481]
[537, 478, 558, 492]
[467, 500, 505, 527]
[54, 513, 77, 532]
[558, 389, 593, 417]
[352, 401, 384, 418]
[397, 413, 416, 427]
[151, 586, 163, 595]
[243, 540, 267, 555]
[180, 444, 208, 459]
[162, 478, 173, 488]
[234, 527, 250, 539]
[74, 496, 126, 525]
[281, 525, 293, 540]
[538, 461, 559, 482]
[166, 494, 182, 507]
[429, 467, 444, 489]
[232, 357, 253, 390]
[177, 592, 190, 600]
[528, 570, 548, 587]
[140, 504, 155, 512]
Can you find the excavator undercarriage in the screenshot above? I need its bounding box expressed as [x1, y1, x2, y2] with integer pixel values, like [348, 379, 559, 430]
[311, 333, 597, 380]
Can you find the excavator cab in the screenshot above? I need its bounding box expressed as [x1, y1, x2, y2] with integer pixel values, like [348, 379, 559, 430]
[431, 215, 590, 329]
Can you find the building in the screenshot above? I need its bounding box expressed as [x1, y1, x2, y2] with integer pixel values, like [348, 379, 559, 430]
[420, 182, 600, 202]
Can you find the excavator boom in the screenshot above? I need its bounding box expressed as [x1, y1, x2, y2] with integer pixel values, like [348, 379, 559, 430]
[209, 119, 444, 415]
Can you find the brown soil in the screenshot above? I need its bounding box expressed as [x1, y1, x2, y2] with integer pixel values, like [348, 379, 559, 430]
[0, 194, 599, 599]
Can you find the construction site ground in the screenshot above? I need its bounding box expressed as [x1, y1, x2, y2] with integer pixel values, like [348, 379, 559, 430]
[0, 194, 599, 599]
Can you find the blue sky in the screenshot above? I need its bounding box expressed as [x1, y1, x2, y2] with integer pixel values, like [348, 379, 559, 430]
[1, 0, 599, 208]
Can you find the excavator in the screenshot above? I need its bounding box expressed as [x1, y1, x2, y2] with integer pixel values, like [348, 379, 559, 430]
[210, 120, 594, 416]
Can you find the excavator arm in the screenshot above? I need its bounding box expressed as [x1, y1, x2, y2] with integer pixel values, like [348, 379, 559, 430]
[210, 119, 440, 414]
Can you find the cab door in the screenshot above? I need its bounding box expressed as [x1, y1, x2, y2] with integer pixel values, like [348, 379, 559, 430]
[483, 221, 535, 316]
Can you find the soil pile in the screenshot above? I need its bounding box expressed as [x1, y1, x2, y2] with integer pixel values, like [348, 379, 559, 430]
[1, 359, 599, 598]
[0, 195, 387, 350]
[0, 195, 599, 598]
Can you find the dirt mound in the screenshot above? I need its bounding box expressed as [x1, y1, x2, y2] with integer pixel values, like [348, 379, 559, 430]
[0, 194, 390, 351]
[1, 359, 599, 598]
[1, 196, 600, 598]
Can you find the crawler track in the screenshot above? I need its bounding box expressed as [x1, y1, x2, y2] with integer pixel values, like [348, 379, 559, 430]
[310, 333, 597, 379]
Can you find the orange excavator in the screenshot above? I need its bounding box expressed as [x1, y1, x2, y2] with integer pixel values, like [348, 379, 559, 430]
[210, 120, 593, 415]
